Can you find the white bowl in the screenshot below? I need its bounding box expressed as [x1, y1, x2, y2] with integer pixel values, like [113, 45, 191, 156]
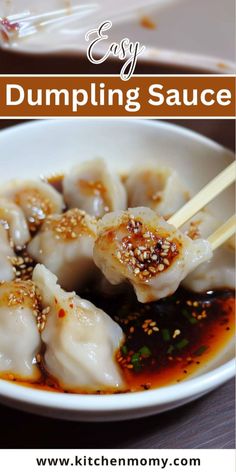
[0, 119, 235, 421]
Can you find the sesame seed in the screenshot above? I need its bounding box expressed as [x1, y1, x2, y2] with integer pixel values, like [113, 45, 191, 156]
[36, 354, 41, 363]
[173, 329, 181, 339]
[162, 243, 170, 249]
[158, 263, 165, 272]
[151, 254, 158, 261]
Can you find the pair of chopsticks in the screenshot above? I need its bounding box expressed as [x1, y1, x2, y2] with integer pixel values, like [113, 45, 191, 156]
[168, 161, 236, 250]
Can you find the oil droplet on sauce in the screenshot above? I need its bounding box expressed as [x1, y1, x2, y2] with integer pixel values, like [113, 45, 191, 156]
[140, 16, 157, 30]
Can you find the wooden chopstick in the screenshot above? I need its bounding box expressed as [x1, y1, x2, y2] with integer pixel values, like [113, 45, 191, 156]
[168, 161, 236, 228]
[208, 215, 236, 251]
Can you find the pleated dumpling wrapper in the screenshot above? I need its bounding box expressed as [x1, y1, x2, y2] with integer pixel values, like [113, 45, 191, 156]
[94, 207, 213, 303]
[182, 211, 235, 292]
[0, 279, 41, 380]
[0, 198, 30, 249]
[0, 180, 64, 232]
[126, 164, 189, 218]
[28, 209, 98, 291]
[0, 225, 15, 282]
[32, 264, 125, 392]
[63, 158, 127, 218]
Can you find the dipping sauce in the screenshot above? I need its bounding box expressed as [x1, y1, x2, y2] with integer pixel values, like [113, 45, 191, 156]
[7, 286, 235, 394]
[90, 287, 235, 392]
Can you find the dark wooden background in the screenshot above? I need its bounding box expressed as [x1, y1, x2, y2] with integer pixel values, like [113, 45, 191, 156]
[0, 48, 235, 449]
[0, 379, 235, 449]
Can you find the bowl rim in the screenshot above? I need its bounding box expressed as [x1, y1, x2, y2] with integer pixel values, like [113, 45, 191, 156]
[0, 360, 235, 412]
[2, 40, 236, 74]
[140, 48, 236, 74]
[0, 118, 235, 415]
[0, 117, 235, 158]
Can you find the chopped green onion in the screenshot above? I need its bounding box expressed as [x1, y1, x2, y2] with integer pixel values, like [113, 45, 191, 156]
[176, 338, 189, 350]
[193, 345, 208, 357]
[131, 353, 142, 372]
[131, 353, 140, 364]
[121, 345, 128, 356]
[162, 328, 171, 341]
[182, 309, 198, 325]
[139, 346, 151, 358]
[167, 345, 174, 354]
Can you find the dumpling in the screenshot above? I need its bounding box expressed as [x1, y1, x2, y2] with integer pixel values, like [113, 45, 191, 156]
[0, 226, 15, 282]
[63, 158, 127, 218]
[0, 180, 64, 232]
[0, 279, 41, 380]
[93, 207, 212, 303]
[32, 264, 124, 392]
[28, 208, 98, 291]
[182, 211, 235, 292]
[126, 164, 189, 218]
[0, 198, 30, 248]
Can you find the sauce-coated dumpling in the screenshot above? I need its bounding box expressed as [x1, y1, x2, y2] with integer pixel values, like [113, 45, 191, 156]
[182, 211, 235, 292]
[94, 207, 212, 303]
[0, 180, 65, 232]
[0, 198, 30, 249]
[0, 226, 15, 282]
[33, 264, 124, 392]
[28, 208, 98, 291]
[0, 279, 41, 380]
[126, 164, 189, 218]
[63, 158, 127, 218]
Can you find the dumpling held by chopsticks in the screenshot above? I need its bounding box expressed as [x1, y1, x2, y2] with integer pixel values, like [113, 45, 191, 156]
[94, 207, 212, 303]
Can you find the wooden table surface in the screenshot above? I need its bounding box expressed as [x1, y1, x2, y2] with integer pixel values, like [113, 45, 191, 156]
[0, 52, 235, 449]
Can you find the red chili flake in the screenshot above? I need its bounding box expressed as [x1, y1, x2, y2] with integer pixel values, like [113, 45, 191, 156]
[0, 17, 20, 42]
[0, 18, 19, 32]
[58, 308, 66, 318]
[69, 303, 74, 308]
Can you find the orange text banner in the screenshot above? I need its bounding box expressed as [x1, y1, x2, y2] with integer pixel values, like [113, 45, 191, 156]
[0, 75, 235, 117]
